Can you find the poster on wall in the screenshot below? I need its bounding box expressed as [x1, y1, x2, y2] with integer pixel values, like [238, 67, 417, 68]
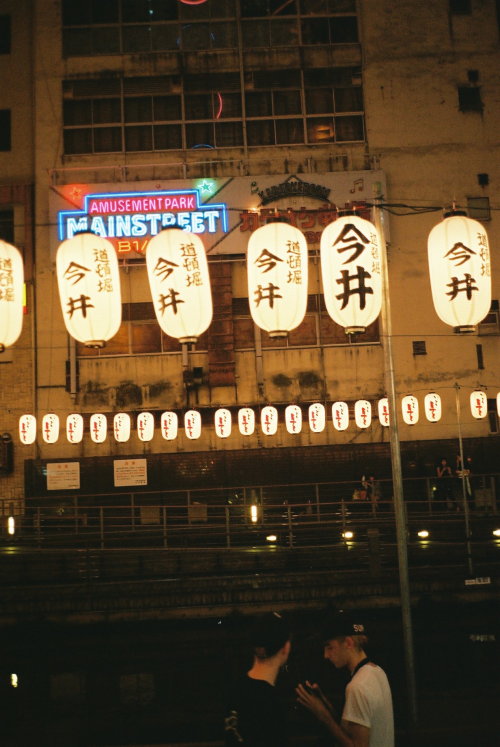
[46, 462, 81, 490]
[49, 171, 387, 259]
[113, 458, 148, 487]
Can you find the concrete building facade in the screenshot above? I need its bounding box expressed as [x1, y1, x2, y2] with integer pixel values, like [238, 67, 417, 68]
[1, 0, 500, 516]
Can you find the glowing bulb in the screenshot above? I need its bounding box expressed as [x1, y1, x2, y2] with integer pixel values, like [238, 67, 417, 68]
[10, 673, 18, 688]
[342, 531, 354, 540]
[250, 505, 258, 523]
[266, 534, 277, 542]
[7, 516, 15, 535]
[418, 530, 429, 539]
[492, 529, 500, 537]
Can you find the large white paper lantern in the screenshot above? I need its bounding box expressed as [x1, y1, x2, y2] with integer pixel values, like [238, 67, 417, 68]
[424, 393, 442, 422]
[66, 413, 84, 443]
[470, 390, 487, 419]
[247, 222, 308, 337]
[285, 405, 302, 434]
[42, 413, 60, 443]
[496, 393, 500, 418]
[332, 401, 349, 431]
[146, 229, 212, 343]
[354, 399, 372, 428]
[428, 213, 491, 332]
[137, 412, 155, 442]
[56, 233, 122, 347]
[378, 398, 390, 427]
[185, 410, 202, 439]
[321, 215, 382, 334]
[261, 405, 278, 435]
[113, 413, 131, 442]
[90, 413, 107, 443]
[238, 407, 255, 436]
[0, 240, 24, 351]
[161, 411, 178, 441]
[19, 414, 37, 445]
[215, 408, 232, 438]
[308, 403, 326, 433]
[402, 395, 419, 425]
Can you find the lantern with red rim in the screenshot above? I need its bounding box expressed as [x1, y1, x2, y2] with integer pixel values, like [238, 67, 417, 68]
[19, 414, 37, 445]
[424, 393, 442, 422]
[66, 413, 84, 443]
[285, 405, 302, 434]
[308, 403, 326, 433]
[238, 407, 255, 436]
[90, 413, 107, 443]
[402, 395, 419, 425]
[378, 398, 390, 427]
[332, 401, 349, 431]
[42, 413, 60, 443]
[161, 411, 178, 441]
[137, 412, 155, 442]
[185, 410, 202, 439]
[113, 413, 131, 442]
[470, 390, 487, 419]
[354, 400, 372, 428]
[215, 408, 232, 438]
[261, 406, 278, 435]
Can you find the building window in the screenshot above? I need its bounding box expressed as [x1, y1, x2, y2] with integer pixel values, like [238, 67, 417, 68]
[487, 399, 498, 434]
[0, 110, 11, 150]
[467, 196, 491, 221]
[476, 344, 484, 370]
[458, 86, 483, 112]
[0, 15, 10, 54]
[0, 209, 14, 243]
[412, 341, 427, 355]
[478, 300, 500, 336]
[450, 0, 472, 14]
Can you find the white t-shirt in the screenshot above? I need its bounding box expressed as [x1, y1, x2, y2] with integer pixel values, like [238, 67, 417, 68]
[342, 663, 394, 747]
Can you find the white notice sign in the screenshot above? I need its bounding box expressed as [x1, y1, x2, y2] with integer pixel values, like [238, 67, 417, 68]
[114, 458, 148, 487]
[47, 462, 80, 490]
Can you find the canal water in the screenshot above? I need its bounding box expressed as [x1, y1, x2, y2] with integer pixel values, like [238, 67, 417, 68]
[1, 599, 499, 746]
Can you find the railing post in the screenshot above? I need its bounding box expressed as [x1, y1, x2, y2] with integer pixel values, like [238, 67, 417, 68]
[225, 506, 231, 548]
[99, 506, 104, 549]
[162, 505, 168, 548]
[287, 505, 294, 548]
[36, 507, 41, 546]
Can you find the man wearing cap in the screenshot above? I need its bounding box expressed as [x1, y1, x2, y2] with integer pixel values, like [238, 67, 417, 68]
[224, 611, 291, 746]
[296, 611, 394, 747]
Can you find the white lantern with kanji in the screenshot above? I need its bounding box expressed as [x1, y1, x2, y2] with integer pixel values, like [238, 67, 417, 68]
[427, 213, 491, 333]
[161, 411, 178, 441]
[113, 413, 131, 442]
[285, 405, 302, 434]
[185, 410, 202, 439]
[354, 399, 372, 428]
[424, 393, 442, 422]
[402, 395, 419, 425]
[146, 229, 212, 343]
[137, 412, 155, 442]
[238, 407, 255, 436]
[378, 398, 390, 427]
[0, 240, 24, 351]
[42, 414, 60, 443]
[320, 215, 382, 334]
[56, 233, 122, 347]
[247, 222, 308, 337]
[90, 413, 107, 443]
[66, 413, 84, 443]
[215, 408, 232, 438]
[309, 403, 326, 433]
[261, 405, 278, 435]
[470, 390, 487, 419]
[332, 401, 349, 431]
[19, 414, 37, 445]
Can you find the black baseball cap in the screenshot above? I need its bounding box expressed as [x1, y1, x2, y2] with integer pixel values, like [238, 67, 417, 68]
[321, 610, 367, 641]
[250, 611, 291, 658]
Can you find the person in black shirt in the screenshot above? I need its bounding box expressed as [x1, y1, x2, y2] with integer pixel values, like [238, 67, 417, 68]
[224, 611, 291, 746]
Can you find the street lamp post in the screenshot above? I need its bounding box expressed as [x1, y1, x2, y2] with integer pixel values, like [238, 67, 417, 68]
[373, 198, 418, 730]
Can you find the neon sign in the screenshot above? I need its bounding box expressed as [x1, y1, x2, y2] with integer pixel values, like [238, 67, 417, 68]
[57, 189, 229, 251]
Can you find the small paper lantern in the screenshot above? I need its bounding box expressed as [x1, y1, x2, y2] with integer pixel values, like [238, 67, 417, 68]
[332, 401, 349, 431]
[354, 400, 372, 428]
[378, 398, 390, 427]
[90, 413, 107, 443]
[161, 411, 178, 441]
[19, 414, 37, 445]
[238, 407, 255, 436]
[428, 213, 491, 332]
[424, 393, 442, 422]
[66, 413, 84, 443]
[321, 215, 382, 334]
[308, 403, 326, 433]
[146, 229, 212, 343]
[56, 233, 122, 347]
[113, 413, 131, 442]
[0, 240, 24, 351]
[137, 412, 155, 442]
[261, 405, 278, 435]
[285, 405, 302, 434]
[247, 222, 308, 337]
[402, 395, 419, 425]
[42, 414, 60, 443]
[470, 390, 487, 419]
[215, 408, 232, 438]
[185, 410, 202, 439]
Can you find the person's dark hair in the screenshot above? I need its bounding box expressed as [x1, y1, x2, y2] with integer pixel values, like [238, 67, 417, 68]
[250, 612, 291, 660]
